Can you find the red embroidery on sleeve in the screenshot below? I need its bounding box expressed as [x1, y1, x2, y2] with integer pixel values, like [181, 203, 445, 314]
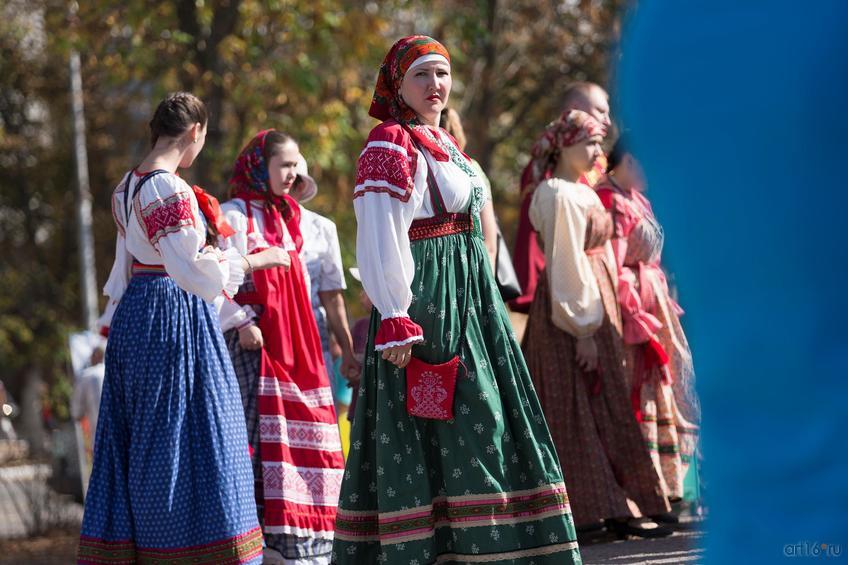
[141, 193, 195, 246]
[354, 145, 415, 202]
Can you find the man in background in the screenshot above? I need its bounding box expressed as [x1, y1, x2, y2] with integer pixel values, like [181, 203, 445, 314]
[71, 345, 105, 441]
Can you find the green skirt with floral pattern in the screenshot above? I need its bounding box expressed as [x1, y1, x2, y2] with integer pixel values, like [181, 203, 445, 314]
[332, 228, 581, 564]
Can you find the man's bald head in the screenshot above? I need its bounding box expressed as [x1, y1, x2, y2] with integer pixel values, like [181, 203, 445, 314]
[562, 82, 611, 131]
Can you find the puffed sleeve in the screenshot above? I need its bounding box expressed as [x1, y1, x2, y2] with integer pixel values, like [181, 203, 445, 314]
[470, 159, 492, 203]
[216, 295, 257, 332]
[215, 199, 258, 332]
[319, 219, 347, 292]
[597, 186, 662, 344]
[353, 122, 426, 350]
[98, 234, 131, 333]
[530, 180, 603, 338]
[98, 181, 133, 334]
[219, 200, 251, 257]
[134, 174, 244, 302]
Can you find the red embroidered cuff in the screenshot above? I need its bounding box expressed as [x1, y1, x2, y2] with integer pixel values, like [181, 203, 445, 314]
[374, 317, 424, 351]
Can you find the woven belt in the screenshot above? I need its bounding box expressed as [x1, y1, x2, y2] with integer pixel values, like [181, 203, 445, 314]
[408, 213, 472, 242]
[131, 261, 169, 277]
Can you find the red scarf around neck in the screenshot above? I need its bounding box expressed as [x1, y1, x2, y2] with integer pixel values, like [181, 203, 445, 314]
[231, 190, 303, 252]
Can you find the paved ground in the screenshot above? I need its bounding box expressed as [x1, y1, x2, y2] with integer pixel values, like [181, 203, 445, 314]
[0, 528, 705, 564]
[0, 530, 79, 564]
[581, 529, 705, 564]
[0, 464, 82, 543]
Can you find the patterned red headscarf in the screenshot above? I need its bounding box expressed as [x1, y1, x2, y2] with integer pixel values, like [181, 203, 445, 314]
[369, 35, 452, 161]
[229, 129, 303, 250]
[522, 109, 605, 197]
[230, 129, 275, 196]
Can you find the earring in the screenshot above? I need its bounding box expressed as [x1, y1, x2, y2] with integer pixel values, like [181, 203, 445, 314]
[193, 138, 198, 143]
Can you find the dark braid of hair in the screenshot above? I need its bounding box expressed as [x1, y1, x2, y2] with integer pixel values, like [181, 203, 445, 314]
[149, 92, 208, 147]
[607, 135, 630, 172]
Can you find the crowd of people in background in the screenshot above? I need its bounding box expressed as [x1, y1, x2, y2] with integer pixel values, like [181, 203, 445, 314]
[74, 34, 699, 565]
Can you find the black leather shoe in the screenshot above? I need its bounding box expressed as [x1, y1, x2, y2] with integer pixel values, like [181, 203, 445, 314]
[649, 511, 680, 525]
[605, 518, 674, 540]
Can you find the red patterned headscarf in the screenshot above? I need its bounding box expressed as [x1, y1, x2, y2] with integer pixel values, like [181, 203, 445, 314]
[229, 129, 303, 250]
[369, 35, 452, 161]
[522, 110, 605, 197]
[230, 129, 275, 196]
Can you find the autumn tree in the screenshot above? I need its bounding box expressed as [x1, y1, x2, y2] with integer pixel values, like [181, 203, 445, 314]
[0, 0, 626, 444]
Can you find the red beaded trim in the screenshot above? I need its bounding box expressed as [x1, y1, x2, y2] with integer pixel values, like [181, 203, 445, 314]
[408, 213, 472, 242]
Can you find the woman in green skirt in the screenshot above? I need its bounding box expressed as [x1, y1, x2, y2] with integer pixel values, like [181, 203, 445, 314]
[332, 35, 581, 564]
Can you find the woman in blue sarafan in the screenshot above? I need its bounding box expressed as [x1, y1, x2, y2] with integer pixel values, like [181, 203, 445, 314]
[77, 92, 281, 564]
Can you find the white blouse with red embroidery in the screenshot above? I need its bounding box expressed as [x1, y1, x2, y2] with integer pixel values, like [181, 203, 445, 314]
[98, 170, 244, 331]
[353, 120, 484, 350]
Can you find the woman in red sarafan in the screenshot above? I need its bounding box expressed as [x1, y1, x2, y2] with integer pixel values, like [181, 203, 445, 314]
[218, 129, 344, 565]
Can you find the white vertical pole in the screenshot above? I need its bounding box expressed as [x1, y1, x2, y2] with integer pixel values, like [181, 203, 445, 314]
[68, 1, 96, 496]
[69, 16, 97, 331]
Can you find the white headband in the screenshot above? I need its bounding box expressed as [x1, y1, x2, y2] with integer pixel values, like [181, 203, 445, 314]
[407, 54, 450, 73]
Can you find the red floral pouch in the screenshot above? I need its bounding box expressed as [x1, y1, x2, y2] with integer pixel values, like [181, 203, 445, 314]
[406, 355, 460, 421]
[402, 136, 471, 423]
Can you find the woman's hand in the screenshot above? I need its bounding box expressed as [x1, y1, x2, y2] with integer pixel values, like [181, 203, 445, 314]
[249, 247, 291, 272]
[381, 343, 413, 368]
[575, 335, 599, 372]
[239, 324, 264, 350]
[341, 351, 363, 385]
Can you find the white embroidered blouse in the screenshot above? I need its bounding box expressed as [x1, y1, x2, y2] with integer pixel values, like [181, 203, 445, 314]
[529, 178, 616, 338]
[353, 121, 484, 350]
[98, 170, 245, 330]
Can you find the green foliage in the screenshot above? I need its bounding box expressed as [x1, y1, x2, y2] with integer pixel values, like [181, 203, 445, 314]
[0, 0, 625, 403]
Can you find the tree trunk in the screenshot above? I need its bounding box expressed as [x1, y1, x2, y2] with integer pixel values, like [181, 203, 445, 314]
[464, 0, 499, 173]
[176, 0, 241, 187]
